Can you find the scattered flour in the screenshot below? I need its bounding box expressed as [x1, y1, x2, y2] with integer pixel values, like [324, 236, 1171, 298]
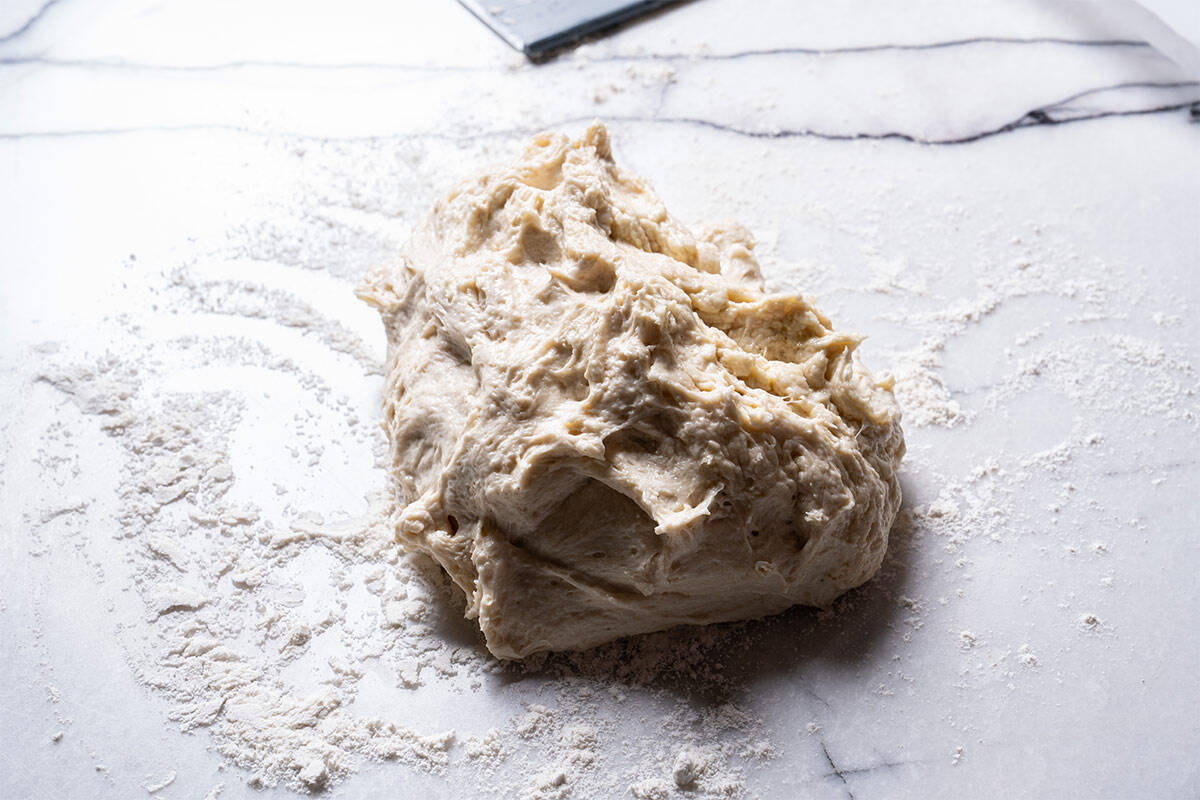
[890, 338, 969, 427]
[144, 771, 177, 794]
[1017, 644, 1039, 667]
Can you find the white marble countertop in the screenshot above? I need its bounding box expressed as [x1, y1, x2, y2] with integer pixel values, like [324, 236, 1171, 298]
[2, 1, 1198, 798]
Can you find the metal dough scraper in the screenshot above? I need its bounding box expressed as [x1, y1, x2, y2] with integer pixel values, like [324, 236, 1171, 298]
[459, 0, 678, 60]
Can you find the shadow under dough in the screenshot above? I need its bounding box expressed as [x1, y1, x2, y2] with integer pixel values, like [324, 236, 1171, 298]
[455, 472, 922, 706]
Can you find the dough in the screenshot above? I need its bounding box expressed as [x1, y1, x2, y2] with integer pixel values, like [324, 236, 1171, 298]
[359, 123, 904, 659]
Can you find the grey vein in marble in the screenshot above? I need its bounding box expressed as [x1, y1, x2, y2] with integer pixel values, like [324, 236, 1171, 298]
[0, 0, 64, 45]
[1, 78, 1194, 148]
[0, 36, 1158, 71]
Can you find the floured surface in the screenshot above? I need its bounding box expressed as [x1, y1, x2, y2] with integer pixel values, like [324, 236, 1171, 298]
[5, 123, 1197, 798]
[2, 2, 1200, 798]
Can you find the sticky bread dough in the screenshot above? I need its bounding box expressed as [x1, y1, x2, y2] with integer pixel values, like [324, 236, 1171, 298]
[358, 123, 904, 659]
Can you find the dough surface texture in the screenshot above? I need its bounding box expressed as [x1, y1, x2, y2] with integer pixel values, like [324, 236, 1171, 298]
[359, 124, 904, 659]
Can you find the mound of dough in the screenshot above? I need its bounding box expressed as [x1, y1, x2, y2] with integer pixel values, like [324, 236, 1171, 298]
[359, 123, 904, 659]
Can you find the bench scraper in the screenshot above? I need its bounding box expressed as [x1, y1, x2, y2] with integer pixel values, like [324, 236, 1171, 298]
[459, 0, 679, 60]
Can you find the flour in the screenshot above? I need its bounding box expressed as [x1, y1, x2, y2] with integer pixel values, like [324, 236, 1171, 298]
[1017, 644, 1039, 667]
[144, 771, 177, 793]
[35, 357, 462, 789]
[671, 745, 704, 786]
[889, 338, 968, 428]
